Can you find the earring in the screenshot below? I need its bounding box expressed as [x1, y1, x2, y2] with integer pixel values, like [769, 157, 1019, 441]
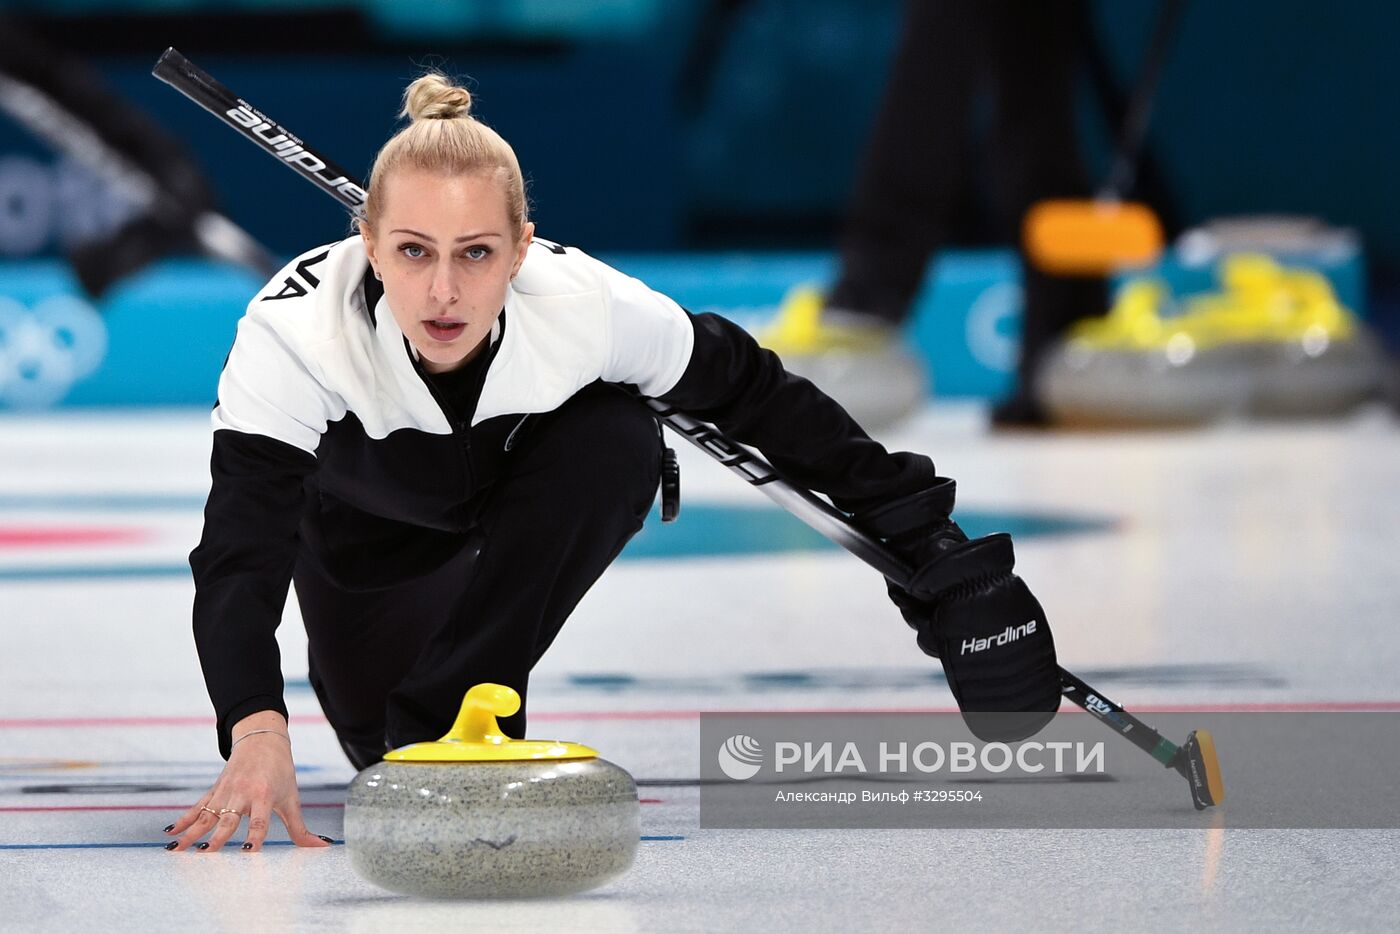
[374, 269, 382, 281]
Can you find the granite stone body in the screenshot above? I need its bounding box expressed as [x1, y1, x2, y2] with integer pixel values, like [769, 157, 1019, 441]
[345, 757, 639, 898]
[1037, 331, 1384, 425]
[780, 342, 926, 430]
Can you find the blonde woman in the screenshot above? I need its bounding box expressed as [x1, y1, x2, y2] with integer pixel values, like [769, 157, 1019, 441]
[165, 73, 1059, 853]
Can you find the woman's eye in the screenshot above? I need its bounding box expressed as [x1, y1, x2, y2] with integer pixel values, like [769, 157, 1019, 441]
[399, 244, 426, 259]
[464, 246, 491, 261]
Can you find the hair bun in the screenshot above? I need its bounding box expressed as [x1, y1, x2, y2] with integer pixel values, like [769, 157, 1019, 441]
[402, 73, 473, 121]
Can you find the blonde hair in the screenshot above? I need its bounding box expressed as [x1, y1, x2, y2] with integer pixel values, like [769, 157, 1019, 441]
[364, 73, 528, 238]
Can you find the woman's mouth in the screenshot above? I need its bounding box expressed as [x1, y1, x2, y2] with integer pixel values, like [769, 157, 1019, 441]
[424, 318, 466, 342]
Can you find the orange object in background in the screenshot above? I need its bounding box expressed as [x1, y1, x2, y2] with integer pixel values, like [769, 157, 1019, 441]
[1023, 200, 1165, 276]
[1023, 0, 1185, 279]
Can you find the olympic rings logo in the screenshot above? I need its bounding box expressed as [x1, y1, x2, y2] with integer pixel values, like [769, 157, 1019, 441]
[965, 282, 1021, 374]
[0, 295, 107, 409]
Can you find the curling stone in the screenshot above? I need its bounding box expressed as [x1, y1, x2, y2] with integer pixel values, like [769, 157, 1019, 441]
[758, 286, 928, 430]
[1037, 334, 1258, 427]
[1038, 256, 1383, 426]
[1037, 280, 1253, 426]
[344, 683, 638, 898]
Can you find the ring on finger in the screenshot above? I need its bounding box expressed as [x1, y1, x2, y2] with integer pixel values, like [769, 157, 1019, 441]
[200, 806, 218, 816]
[217, 808, 241, 816]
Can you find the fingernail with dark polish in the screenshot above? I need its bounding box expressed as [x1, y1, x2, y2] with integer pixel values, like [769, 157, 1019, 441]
[164, 842, 178, 851]
[197, 842, 210, 850]
[242, 843, 253, 851]
[163, 824, 175, 833]
[318, 835, 334, 843]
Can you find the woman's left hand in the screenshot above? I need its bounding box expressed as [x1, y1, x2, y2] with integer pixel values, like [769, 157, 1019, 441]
[163, 712, 332, 853]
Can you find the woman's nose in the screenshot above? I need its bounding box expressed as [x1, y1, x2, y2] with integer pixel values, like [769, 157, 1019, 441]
[429, 262, 458, 304]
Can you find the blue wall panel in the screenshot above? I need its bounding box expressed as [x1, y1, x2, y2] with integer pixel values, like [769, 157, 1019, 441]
[0, 243, 1366, 410]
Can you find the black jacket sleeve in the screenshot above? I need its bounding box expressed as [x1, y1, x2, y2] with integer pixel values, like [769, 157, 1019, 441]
[656, 312, 938, 513]
[189, 430, 317, 759]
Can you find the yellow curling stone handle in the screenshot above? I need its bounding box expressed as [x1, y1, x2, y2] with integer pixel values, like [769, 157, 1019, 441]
[383, 683, 598, 762]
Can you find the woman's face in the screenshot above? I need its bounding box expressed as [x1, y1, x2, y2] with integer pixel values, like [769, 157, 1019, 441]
[361, 168, 533, 373]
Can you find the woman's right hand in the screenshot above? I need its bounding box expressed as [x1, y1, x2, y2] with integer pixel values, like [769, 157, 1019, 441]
[164, 710, 332, 853]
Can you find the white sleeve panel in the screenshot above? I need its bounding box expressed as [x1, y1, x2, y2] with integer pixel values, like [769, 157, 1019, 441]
[210, 312, 341, 455]
[597, 263, 695, 397]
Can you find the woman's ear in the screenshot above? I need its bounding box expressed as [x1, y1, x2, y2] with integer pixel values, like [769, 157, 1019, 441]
[511, 222, 535, 279]
[359, 220, 379, 277]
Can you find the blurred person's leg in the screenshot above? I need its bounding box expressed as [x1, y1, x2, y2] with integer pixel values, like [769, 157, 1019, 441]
[982, 0, 1107, 426]
[763, 0, 993, 428]
[828, 0, 986, 323]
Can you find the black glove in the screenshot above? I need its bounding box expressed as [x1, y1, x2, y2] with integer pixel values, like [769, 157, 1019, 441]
[858, 478, 1060, 742]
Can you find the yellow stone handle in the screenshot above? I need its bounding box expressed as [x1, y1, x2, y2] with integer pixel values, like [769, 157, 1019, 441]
[440, 683, 520, 746]
[385, 682, 596, 761]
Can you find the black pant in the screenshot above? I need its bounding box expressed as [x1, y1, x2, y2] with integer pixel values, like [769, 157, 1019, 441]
[293, 384, 662, 768]
[830, 0, 1106, 394]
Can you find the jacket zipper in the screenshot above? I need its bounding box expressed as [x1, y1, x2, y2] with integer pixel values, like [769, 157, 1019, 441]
[406, 331, 503, 532]
[407, 343, 472, 527]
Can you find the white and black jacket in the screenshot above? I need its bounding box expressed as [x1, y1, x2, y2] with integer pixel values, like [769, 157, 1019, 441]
[191, 235, 936, 755]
